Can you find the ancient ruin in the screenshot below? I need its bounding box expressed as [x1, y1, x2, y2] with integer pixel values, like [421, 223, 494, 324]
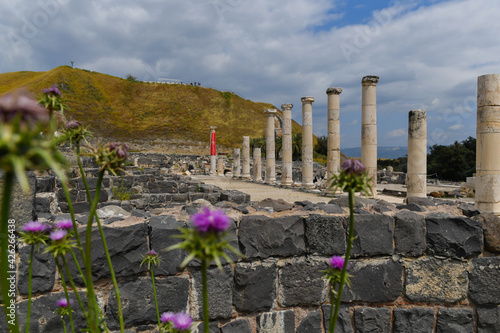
[301, 96, 315, 188]
[281, 103, 294, 186]
[407, 109, 427, 200]
[265, 109, 277, 185]
[361, 75, 379, 197]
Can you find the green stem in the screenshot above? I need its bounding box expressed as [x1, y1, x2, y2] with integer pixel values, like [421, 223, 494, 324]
[81, 165, 124, 333]
[201, 259, 210, 333]
[328, 282, 337, 333]
[62, 317, 68, 333]
[60, 180, 85, 261]
[56, 258, 76, 333]
[25, 245, 35, 333]
[84, 171, 104, 332]
[150, 266, 162, 333]
[331, 189, 356, 333]
[0, 172, 19, 333]
[62, 256, 88, 320]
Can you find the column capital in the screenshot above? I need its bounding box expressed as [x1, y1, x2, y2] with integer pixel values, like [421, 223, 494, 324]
[264, 108, 278, 114]
[326, 87, 342, 95]
[362, 75, 379, 85]
[281, 103, 293, 110]
[301, 96, 315, 103]
[210, 126, 217, 131]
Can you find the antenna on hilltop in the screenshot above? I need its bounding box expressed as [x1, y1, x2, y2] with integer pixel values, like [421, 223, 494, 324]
[70, 60, 74, 68]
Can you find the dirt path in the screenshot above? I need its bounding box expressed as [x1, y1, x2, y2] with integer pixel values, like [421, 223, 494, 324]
[191, 175, 406, 204]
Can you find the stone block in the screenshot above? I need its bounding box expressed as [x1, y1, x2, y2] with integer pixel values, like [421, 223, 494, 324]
[253, 198, 294, 212]
[304, 215, 346, 255]
[477, 306, 500, 332]
[35, 196, 51, 214]
[469, 257, 500, 305]
[36, 176, 55, 193]
[396, 203, 426, 212]
[318, 203, 345, 214]
[149, 215, 186, 276]
[351, 214, 394, 257]
[221, 319, 252, 333]
[436, 308, 474, 333]
[394, 210, 426, 256]
[405, 257, 468, 302]
[474, 213, 500, 253]
[106, 276, 189, 330]
[172, 193, 188, 203]
[233, 262, 277, 313]
[354, 307, 391, 333]
[0, 171, 36, 226]
[239, 215, 305, 259]
[193, 265, 233, 320]
[279, 257, 328, 307]
[393, 308, 435, 333]
[17, 245, 55, 295]
[220, 190, 250, 204]
[426, 213, 483, 258]
[86, 189, 108, 203]
[65, 222, 149, 283]
[256, 310, 295, 333]
[342, 259, 403, 302]
[296, 310, 322, 333]
[322, 305, 352, 333]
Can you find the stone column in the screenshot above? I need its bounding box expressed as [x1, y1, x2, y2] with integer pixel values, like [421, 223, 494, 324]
[232, 148, 241, 178]
[301, 96, 315, 188]
[407, 110, 427, 200]
[476, 74, 500, 214]
[209, 126, 217, 175]
[361, 75, 379, 197]
[265, 109, 277, 184]
[253, 148, 262, 181]
[281, 103, 294, 186]
[241, 136, 251, 179]
[326, 87, 342, 190]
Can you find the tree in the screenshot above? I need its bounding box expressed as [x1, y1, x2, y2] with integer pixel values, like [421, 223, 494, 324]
[427, 136, 476, 181]
[314, 135, 328, 156]
[125, 74, 137, 82]
[292, 131, 302, 161]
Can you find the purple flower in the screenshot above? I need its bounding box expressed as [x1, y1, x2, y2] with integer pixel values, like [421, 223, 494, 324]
[55, 219, 73, 230]
[0, 91, 48, 125]
[172, 312, 192, 331]
[50, 229, 67, 241]
[146, 250, 158, 256]
[42, 84, 62, 97]
[57, 298, 73, 308]
[191, 208, 230, 233]
[160, 311, 175, 323]
[341, 159, 365, 175]
[329, 256, 348, 270]
[108, 142, 129, 160]
[23, 221, 45, 233]
[65, 119, 82, 130]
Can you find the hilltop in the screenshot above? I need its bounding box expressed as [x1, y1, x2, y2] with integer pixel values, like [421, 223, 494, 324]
[0, 66, 302, 153]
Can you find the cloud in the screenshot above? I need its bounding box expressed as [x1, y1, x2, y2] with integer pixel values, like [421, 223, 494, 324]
[387, 128, 406, 138]
[0, 0, 497, 148]
[448, 124, 464, 131]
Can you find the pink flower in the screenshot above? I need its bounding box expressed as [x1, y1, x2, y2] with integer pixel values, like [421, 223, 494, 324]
[191, 208, 230, 233]
[42, 84, 62, 97]
[172, 312, 192, 331]
[341, 159, 365, 175]
[55, 219, 73, 230]
[0, 91, 48, 125]
[160, 311, 175, 323]
[65, 119, 81, 130]
[23, 221, 45, 233]
[57, 298, 73, 308]
[50, 229, 67, 241]
[329, 256, 348, 270]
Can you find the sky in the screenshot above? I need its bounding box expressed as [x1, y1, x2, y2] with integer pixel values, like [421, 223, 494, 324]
[1, 0, 499, 148]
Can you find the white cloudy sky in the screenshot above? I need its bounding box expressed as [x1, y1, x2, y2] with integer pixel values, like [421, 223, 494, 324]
[1, 0, 499, 148]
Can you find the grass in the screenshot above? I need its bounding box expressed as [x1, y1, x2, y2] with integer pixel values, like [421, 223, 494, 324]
[0, 66, 303, 149]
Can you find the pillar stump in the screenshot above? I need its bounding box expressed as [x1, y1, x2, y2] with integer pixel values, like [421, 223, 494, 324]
[233, 148, 241, 178]
[301, 96, 315, 188]
[361, 76, 379, 197]
[476, 74, 500, 214]
[265, 109, 277, 184]
[242, 136, 251, 179]
[210, 126, 217, 175]
[407, 109, 427, 200]
[326, 87, 342, 191]
[253, 148, 262, 181]
[281, 103, 294, 186]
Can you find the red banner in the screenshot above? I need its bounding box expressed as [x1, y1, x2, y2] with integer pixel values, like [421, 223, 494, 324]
[210, 132, 216, 155]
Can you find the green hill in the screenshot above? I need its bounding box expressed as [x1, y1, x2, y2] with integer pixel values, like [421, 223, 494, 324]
[0, 66, 302, 152]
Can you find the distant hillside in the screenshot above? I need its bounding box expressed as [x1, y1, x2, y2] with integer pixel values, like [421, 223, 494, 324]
[342, 146, 409, 159]
[0, 66, 303, 152]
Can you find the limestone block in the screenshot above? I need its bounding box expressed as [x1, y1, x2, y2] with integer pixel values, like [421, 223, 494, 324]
[405, 257, 468, 302]
[361, 105, 377, 124]
[477, 74, 500, 107]
[474, 213, 500, 253]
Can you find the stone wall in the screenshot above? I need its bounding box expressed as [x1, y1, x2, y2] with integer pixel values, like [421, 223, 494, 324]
[5, 197, 500, 332]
